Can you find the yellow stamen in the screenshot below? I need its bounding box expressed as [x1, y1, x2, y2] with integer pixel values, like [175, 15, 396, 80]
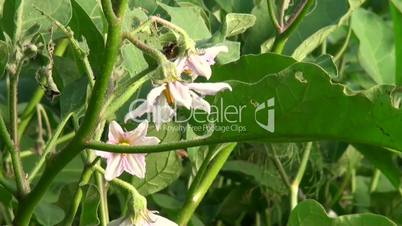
[163, 84, 175, 106]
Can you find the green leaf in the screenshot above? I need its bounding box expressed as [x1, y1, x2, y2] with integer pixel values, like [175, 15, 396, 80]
[390, 2, 402, 85]
[223, 160, 286, 192]
[79, 185, 100, 226]
[242, 0, 276, 53]
[224, 13, 256, 38]
[289, 0, 364, 60]
[214, 0, 254, 13]
[352, 9, 395, 85]
[353, 144, 401, 189]
[34, 202, 65, 226]
[199, 53, 402, 152]
[158, 2, 211, 40]
[215, 40, 240, 64]
[60, 77, 88, 117]
[132, 151, 182, 196]
[151, 193, 183, 210]
[0, 41, 9, 78]
[69, 0, 105, 76]
[121, 43, 149, 78]
[288, 199, 396, 226]
[2, 0, 72, 41]
[72, 0, 105, 33]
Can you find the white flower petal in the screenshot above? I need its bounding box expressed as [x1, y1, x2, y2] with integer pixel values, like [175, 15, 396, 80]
[104, 154, 124, 181]
[124, 101, 150, 123]
[123, 154, 146, 179]
[152, 97, 175, 131]
[148, 212, 178, 226]
[187, 54, 212, 79]
[147, 84, 166, 106]
[187, 82, 232, 96]
[126, 120, 149, 144]
[107, 217, 131, 226]
[168, 82, 192, 109]
[190, 91, 211, 113]
[108, 121, 124, 143]
[137, 136, 160, 146]
[95, 150, 113, 160]
[174, 57, 187, 73]
[203, 46, 228, 65]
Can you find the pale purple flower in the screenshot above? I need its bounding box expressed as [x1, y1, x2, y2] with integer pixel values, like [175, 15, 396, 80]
[96, 120, 160, 181]
[175, 46, 228, 80]
[108, 211, 177, 226]
[124, 81, 232, 130]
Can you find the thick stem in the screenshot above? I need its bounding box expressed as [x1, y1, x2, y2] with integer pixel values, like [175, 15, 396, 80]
[13, 1, 128, 224]
[175, 143, 236, 226]
[271, 0, 315, 54]
[290, 142, 312, 209]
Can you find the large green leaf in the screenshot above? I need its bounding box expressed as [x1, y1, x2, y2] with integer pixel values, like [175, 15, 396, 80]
[188, 53, 402, 152]
[1, 0, 72, 41]
[352, 9, 395, 85]
[288, 199, 396, 226]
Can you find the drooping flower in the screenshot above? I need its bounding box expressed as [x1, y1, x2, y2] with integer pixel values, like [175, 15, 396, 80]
[108, 211, 177, 226]
[95, 120, 160, 181]
[124, 80, 232, 130]
[175, 45, 228, 80]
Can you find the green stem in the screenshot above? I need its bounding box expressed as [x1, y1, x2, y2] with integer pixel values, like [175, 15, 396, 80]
[271, 0, 315, 54]
[279, 0, 291, 27]
[123, 32, 168, 64]
[334, 24, 352, 62]
[18, 88, 44, 139]
[55, 131, 75, 146]
[267, 0, 281, 32]
[267, 144, 291, 188]
[13, 1, 128, 224]
[0, 171, 17, 196]
[290, 142, 312, 209]
[369, 169, 381, 193]
[150, 16, 194, 48]
[28, 113, 73, 182]
[8, 61, 29, 197]
[62, 159, 99, 226]
[175, 143, 237, 226]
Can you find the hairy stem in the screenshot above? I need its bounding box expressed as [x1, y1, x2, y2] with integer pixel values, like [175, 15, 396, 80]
[13, 0, 128, 224]
[175, 143, 237, 226]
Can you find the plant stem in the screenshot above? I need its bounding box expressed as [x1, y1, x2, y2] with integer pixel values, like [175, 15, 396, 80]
[267, 144, 291, 188]
[369, 169, 381, 193]
[290, 142, 312, 209]
[175, 143, 237, 226]
[150, 16, 194, 47]
[28, 113, 73, 182]
[13, 1, 128, 224]
[18, 88, 44, 139]
[267, 0, 281, 32]
[334, 24, 352, 62]
[123, 32, 168, 64]
[62, 159, 99, 225]
[0, 171, 16, 196]
[8, 61, 30, 197]
[271, 0, 315, 54]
